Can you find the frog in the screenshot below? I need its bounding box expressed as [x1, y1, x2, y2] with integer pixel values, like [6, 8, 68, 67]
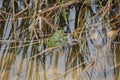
[47, 30, 64, 47]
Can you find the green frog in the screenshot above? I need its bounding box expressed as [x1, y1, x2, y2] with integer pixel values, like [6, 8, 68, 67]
[47, 30, 64, 47]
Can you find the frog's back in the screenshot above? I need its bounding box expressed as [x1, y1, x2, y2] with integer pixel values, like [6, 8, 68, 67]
[50, 30, 64, 41]
[47, 30, 64, 47]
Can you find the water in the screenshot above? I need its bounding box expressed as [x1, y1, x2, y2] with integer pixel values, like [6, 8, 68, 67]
[0, 0, 3, 8]
[0, 0, 120, 80]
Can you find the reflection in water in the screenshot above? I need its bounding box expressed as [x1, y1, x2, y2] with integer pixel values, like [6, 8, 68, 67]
[0, 0, 120, 80]
[0, 0, 3, 8]
[0, 44, 120, 80]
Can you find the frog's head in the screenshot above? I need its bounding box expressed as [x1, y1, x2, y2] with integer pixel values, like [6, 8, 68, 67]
[58, 30, 64, 37]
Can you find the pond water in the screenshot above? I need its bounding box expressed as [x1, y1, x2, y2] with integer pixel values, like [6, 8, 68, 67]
[0, 0, 120, 80]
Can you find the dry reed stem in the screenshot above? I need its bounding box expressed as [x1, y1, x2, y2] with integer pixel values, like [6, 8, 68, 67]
[41, 0, 80, 14]
[12, 0, 17, 53]
[50, 61, 95, 80]
[0, 10, 13, 16]
[77, 61, 95, 80]
[15, 3, 31, 17]
[1, 41, 39, 50]
[29, 46, 61, 59]
[0, 0, 80, 21]
[29, 40, 80, 60]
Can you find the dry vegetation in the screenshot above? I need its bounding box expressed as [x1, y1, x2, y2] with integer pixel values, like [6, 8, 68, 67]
[0, 0, 120, 80]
